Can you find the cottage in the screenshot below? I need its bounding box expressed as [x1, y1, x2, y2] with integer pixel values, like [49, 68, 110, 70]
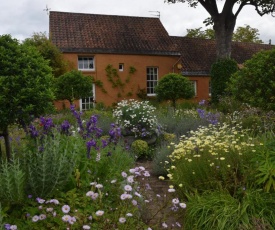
[49, 11, 274, 109]
[50, 11, 181, 109]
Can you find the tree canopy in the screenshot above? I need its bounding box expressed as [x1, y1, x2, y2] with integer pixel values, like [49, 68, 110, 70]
[0, 34, 55, 160]
[167, 0, 275, 58]
[227, 49, 275, 111]
[55, 70, 94, 105]
[23, 32, 68, 77]
[185, 25, 263, 43]
[155, 73, 195, 109]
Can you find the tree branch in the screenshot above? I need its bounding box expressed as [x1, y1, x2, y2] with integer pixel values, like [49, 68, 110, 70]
[198, 0, 219, 15]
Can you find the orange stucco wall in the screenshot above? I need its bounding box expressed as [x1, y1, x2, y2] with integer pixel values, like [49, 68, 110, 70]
[58, 53, 181, 108]
[54, 53, 211, 110]
[187, 76, 211, 103]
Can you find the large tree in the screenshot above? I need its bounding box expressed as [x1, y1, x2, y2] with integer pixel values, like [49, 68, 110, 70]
[0, 35, 55, 160]
[167, 0, 275, 58]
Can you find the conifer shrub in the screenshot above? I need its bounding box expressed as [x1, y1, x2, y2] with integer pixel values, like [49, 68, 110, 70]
[210, 58, 238, 104]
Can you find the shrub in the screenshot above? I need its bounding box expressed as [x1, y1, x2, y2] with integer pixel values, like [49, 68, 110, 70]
[131, 140, 149, 159]
[168, 122, 256, 196]
[227, 49, 275, 111]
[22, 131, 79, 197]
[113, 99, 159, 138]
[210, 58, 238, 104]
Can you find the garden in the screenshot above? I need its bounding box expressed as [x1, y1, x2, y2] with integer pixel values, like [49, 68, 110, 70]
[1, 34, 275, 229]
[1, 97, 275, 230]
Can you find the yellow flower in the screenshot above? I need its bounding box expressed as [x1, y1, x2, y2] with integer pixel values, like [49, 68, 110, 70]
[158, 176, 165, 180]
[179, 184, 183, 187]
[171, 165, 176, 169]
[220, 157, 225, 160]
[167, 174, 173, 178]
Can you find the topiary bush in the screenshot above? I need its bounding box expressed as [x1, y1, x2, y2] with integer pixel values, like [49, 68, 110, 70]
[155, 73, 194, 109]
[227, 49, 275, 111]
[210, 58, 238, 104]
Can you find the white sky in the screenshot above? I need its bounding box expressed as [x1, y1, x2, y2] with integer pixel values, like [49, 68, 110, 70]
[0, 0, 275, 44]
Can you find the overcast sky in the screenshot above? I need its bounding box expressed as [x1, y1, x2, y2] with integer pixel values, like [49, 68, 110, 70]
[1, 0, 275, 44]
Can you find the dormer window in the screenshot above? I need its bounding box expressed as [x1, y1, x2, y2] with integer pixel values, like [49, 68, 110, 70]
[78, 57, 95, 70]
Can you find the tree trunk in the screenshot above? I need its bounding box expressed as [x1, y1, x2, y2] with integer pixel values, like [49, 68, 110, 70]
[3, 126, 11, 161]
[213, 13, 236, 59]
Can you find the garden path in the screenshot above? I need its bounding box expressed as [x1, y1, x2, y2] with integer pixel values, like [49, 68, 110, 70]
[135, 160, 184, 229]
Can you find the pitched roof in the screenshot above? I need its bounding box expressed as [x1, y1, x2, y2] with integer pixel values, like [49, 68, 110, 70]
[49, 11, 180, 56]
[172, 36, 275, 75]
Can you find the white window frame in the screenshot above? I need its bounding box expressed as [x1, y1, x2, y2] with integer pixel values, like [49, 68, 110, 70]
[209, 80, 212, 96]
[146, 67, 158, 96]
[191, 80, 197, 96]
[78, 57, 95, 71]
[80, 84, 95, 111]
[119, 63, 124, 72]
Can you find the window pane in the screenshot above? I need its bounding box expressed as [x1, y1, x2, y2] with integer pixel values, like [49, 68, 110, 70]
[78, 57, 94, 70]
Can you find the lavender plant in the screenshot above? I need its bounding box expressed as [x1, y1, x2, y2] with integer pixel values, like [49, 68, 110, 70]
[22, 131, 79, 197]
[0, 158, 26, 204]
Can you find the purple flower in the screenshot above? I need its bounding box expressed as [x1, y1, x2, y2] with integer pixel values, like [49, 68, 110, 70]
[86, 139, 97, 158]
[60, 120, 70, 135]
[70, 105, 84, 132]
[40, 117, 54, 133]
[28, 124, 39, 138]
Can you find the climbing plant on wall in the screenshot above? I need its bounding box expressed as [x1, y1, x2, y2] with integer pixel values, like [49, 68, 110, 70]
[105, 64, 136, 99]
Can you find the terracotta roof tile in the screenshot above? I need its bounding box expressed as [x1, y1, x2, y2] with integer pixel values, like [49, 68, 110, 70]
[50, 11, 180, 56]
[172, 36, 275, 75]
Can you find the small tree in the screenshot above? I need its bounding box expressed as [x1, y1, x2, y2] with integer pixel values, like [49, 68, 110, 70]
[227, 49, 275, 111]
[155, 73, 195, 109]
[0, 35, 55, 160]
[55, 70, 94, 105]
[210, 59, 238, 104]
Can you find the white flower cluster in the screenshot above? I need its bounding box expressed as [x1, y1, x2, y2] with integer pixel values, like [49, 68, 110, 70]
[113, 99, 159, 137]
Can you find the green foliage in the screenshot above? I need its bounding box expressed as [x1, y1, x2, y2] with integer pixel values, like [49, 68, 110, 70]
[233, 24, 263, 43]
[23, 32, 68, 77]
[155, 106, 207, 137]
[185, 27, 215, 39]
[184, 190, 275, 230]
[22, 132, 79, 197]
[55, 70, 93, 104]
[185, 25, 263, 43]
[155, 73, 195, 109]
[252, 137, 275, 192]
[0, 34, 55, 130]
[131, 140, 149, 159]
[152, 140, 175, 176]
[0, 158, 26, 204]
[105, 64, 136, 99]
[210, 58, 238, 104]
[227, 49, 275, 111]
